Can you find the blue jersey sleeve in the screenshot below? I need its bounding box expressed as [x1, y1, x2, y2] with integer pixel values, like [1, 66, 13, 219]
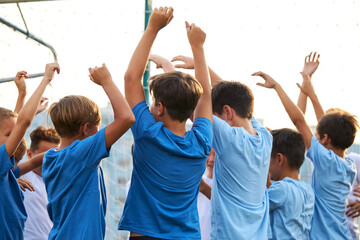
[70, 128, 110, 168]
[268, 181, 288, 211]
[12, 166, 20, 178]
[192, 117, 213, 156]
[0, 144, 15, 177]
[306, 136, 338, 171]
[131, 101, 156, 140]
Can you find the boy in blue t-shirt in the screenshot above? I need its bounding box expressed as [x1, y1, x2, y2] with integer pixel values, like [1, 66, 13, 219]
[118, 7, 213, 240]
[253, 71, 358, 239]
[267, 128, 314, 239]
[0, 63, 59, 240]
[42, 64, 135, 240]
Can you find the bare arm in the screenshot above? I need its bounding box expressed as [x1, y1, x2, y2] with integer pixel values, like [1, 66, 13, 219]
[17, 152, 45, 176]
[89, 64, 135, 149]
[13, 71, 28, 114]
[186, 22, 212, 122]
[149, 54, 175, 73]
[172, 55, 223, 87]
[124, 7, 174, 109]
[252, 71, 313, 150]
[297, 52, 320, 115]
[200, 178, 211, 200]
[5, 63, 59, 158]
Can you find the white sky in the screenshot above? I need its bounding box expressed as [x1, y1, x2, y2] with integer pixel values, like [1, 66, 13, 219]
[0, 0, 359, 142]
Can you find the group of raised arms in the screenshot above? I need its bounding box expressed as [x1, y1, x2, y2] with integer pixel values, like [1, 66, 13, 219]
[1, 6, 359, 240]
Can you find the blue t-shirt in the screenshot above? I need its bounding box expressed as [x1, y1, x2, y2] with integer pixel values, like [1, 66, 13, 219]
[118, 101, 213, 239]
[307, 137, 356, 240]
[0, 143, 27, 240]
[42, 128, 110, 240]
[12, 165, 20, 178]
[268, 177, 315, 240]
[210, 116, 272, 240]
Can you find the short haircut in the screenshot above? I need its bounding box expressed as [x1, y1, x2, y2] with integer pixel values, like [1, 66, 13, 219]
[211, 81, 254, 119]
[271, 128, 305, 170]
[149, 71, 203, 122]
[49, 95, 101, 138]
[30, 126, 60, 151]
[0, 107, 17, 122]
[317, 110, 359, 150]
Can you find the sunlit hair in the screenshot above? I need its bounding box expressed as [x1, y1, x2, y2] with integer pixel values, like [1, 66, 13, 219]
[271, 128, 305, 170]
[49, 95, 101, 138]
[30, 126, 60, 151]
[0, 107, 17, 122]
[211, 81, 254, 119]
[317, 109, 359, 150]
[149, 71, 203, 122]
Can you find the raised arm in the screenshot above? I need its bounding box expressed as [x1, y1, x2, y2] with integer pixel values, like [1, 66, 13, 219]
[89, 64, 135, 149]
[124, 7, 173, 109]
[172, 55, 223, 87]
[17, 152, 45, 176]
[186, 22, 212, 122]
[296, 52, 321, 116]
[13, 71, 28, 114]
[149, 54, 175, 73]
[252, 71, 313, 149]
[5, 63, 59, 158]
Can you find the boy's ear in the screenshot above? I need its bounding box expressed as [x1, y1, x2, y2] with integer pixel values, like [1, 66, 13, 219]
[157, 102, 165, 116]
[319, 133, 331, 146]
[223, 105, 233, 121]
[79, 122, 91, 137]
[26, 149, 32, 159]
[277, 153, 284, 166]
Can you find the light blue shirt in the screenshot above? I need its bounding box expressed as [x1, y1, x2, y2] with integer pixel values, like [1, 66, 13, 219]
[43, 128, 110, 240]
[307, 137, 356, 240]
[268, 177, 315, 240]
[0, 143, 27, 240]
[210, 116, 272, 240]
[118, 101, 213, 239]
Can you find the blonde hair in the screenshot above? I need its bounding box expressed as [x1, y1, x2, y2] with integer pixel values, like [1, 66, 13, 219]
[49, 95, 101, 138]
[0, 107, 17, 122]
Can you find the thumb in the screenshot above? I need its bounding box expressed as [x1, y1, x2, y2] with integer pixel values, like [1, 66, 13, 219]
[296, 83, 304, 91]
[185, 21, 191, 32]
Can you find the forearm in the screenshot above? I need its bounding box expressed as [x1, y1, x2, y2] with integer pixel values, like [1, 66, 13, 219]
[18, 152, 44, 176]
[297, 91, 307, 114]
[14, 90, 26, 114]
[208, 66, 223, 87]
[161, 62, 175, 73]
[308, 92, 325, 122]
[200, 179, 212, 200]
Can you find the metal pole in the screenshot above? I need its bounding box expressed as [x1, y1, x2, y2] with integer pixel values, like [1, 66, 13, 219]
[143, 0, 152, 104]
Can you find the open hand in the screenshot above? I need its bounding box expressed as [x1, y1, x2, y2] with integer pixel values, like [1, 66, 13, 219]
[171, 55, 195, 69]
[147, 7, 173, 33]
[347, 200, 360, 218]
[296, 72, 315, 97]
[36, 97, 49, 115]
[17, 177, 35, 192]
[149, 54, 174, 72]
[302, 52, 320, 77]
[14, 71, 28, 93]
[89, 63, 112, 86]
[252, 71, 278, 89]
[186, 21, 206, 48]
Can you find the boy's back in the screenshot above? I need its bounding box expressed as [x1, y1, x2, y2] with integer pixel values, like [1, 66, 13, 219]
[43, 128, 109, 240]
[211, 116, 272, 239]
[269, 178, 314, 239]
[118, 101, 212, 239]
[307, 137, 355, 239]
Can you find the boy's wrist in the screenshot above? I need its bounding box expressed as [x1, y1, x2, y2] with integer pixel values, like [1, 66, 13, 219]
[273, 82, 281, 91]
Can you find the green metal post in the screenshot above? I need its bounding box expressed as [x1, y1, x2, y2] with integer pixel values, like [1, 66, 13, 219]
[143, 0, 152, 104]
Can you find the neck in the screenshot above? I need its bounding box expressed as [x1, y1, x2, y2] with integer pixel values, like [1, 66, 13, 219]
[331, 147, 346, 159]
[279, 169, 299, 181]
[232, 117, 257, 135]
[162, 119, 187, 137]
[59, 135, 81, 150]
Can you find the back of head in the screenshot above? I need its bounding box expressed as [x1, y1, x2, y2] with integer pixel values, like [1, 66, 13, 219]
[211, 81, 254, 119]
[317, 110, 359, 150]
[49, 95, 101, 138]
[271, 128, 305, 170]
[149, 71, 203, 122]
[0, 107, 17, 122]
[30, 126, 60, 151]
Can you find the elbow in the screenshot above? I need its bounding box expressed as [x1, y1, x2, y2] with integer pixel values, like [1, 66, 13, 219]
[16, 115, 32, 128]
[122, 113, 136, 129]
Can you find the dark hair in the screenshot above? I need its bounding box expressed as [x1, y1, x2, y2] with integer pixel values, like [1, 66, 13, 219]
[149, 71, 203, 122]
[211, 81, 254, 119]
[271, 128, 305, 170]
[49, 95, 101, 138]
[30, 126, 60, 151]
[317, 111, 359, 149]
